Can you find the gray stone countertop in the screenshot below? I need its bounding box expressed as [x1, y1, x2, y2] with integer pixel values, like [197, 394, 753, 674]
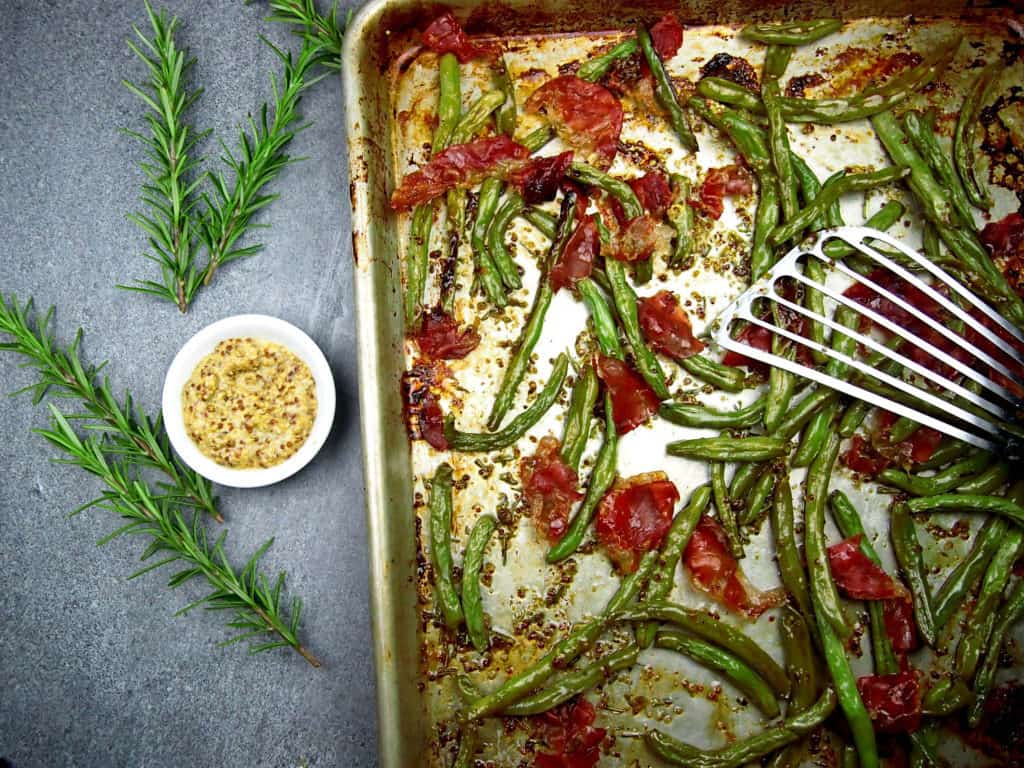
[0, 1, 377, 765]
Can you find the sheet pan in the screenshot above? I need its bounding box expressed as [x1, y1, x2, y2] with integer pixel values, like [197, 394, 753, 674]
[343, 1, 1021, 765]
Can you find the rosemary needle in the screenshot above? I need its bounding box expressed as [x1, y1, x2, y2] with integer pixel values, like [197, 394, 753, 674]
[0, 294, 221, 523]
[1, 295, 318, 665]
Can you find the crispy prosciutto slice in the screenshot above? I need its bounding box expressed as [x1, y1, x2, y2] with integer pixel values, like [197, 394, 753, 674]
[883, 598, 920, 653]
[421, 12, 500, 62]
[390, 136, 530, 210]
[595, 354, 660, 434]
[842, 435, 891, 476]
[551, 214, 599, 292]
[721, 321, 773, 371]
[413, 307, 480, 359]
[595, 472, 679, 573]
[526, 76, 623, 170]
[532, 698, 606, 768]
[856, 669, 922, 734]
[981, 211, 1024, 263]
[629, 171, 674, 217]
[843, 413, 942, 473]
[509, 151, 575, 205]
[520, 437, 582, 544]
[843, 268, 973, 383]
[638, 290, 705, 360]
[684, 514, 786, 618]
[401, 360, 449, 450]
[827, 535, 910, 601]
[597, 171, 674, 263]
[689, 164, 754, 220]
[649, 13, 684, 61]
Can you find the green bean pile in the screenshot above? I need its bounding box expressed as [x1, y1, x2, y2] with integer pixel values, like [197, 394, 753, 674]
[399, 13, 1023, 768]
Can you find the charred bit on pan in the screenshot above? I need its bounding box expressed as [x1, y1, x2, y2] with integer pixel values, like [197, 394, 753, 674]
[785, 72, 826, 98]
[699, 52, 759, 92]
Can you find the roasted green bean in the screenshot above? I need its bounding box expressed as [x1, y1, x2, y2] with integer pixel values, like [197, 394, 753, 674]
[933, 517, 1007, 629]
[679, 354, 748, 392]
[954, 63, 997, 211]
[921, 677, 972, 716]
[956, 462, 1009, 495]
[469, 178, 510, 306]
[432, 53, 461, 154]
[561, 364, 599, 473]
[878, 451, 989, 496]
[764, 338, 797, 434]
[791, 402, 837, 468]
[495, 57, 517, 137]
[955, 524, 1024, 680]
[487, 196, 576, 429]
[547, 394, 618, 563]
[739, 468, 775, 527]
[668, 174, 695, 269]
[773, 474, 816, 633]
[605, 259, 671, 399]
[768, 167, 909, 245]
[667, 435, 789, 461]
[647, 688, 837, 768]
[791, 152, 827, 231]
[821, 201, 906, 261]
[462, 515, 497, 651]
[829, 489, 899, 676]
[404, 203, 434, 326]
[741, 18, 842, 45]
[660, 397, 765, 429]
[903, 109, 974, 228]
[697, 40, 955, 124]
[805, 432, 849, 639]
[429, 464, 463, 629]
[637, 485, 711, 648]
[764, 44, 793, 79]
[764, 78, 798, 223]
[813, 592, 880, 768]
[502, 642, 639, 716]
[486, 192, 526, 290]
[638, 26, 698, 152]
[568, 162, 643, 218]
[619, 602, 790, 695]
[577, 38, 638, 83]
[968, 579, 1024, 727]
[906, 493, 1024, 526]
[713, 459, 744, 558]
[656, 629, 781, 717]
[449, 354, 569, 452]
[890, 503, 938, 646]
[577, 278, 624, 359]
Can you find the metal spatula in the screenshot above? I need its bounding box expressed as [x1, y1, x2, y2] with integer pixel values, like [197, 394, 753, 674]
[713, 226, 1024, 455]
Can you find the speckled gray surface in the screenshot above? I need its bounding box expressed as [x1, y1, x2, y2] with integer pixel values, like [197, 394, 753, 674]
[0, 2, 376, 766]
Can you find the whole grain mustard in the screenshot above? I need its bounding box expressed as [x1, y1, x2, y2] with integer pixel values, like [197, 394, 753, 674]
[182, 338, 317, 469]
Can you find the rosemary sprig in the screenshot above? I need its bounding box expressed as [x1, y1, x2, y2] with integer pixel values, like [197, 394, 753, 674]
[123, 4, 348, 311]
[121, 1, 209, 312]
[0, 295, 221, 522]
[1, 295, 318, 665]
[262, 0, 349, 68]
[39, 409, 319, 665]
[197, 35, 329, 287]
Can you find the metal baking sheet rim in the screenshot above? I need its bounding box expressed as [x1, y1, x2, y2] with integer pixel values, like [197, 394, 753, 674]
[342, 1, 1020, 765]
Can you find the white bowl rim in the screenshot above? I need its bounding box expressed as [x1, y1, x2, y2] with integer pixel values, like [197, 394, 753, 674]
[161, 314, 336, 489]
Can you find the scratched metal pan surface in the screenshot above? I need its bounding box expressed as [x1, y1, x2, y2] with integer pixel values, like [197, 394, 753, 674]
[343, 1, 1022, 766]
